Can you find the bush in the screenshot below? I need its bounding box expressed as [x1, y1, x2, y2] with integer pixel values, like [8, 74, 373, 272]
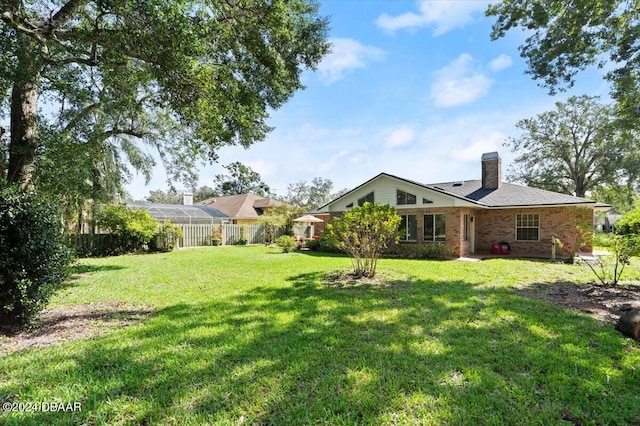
[96, 205, 158, 253]
[615, 206, 640, 235]
[390, 243, 454, 259]
[305, 233, 341, 253]
[211, 226, 222, 246]
[150, 221, 184, 252]
[276, 235, 297, 253]
[0, 187, 73, 327]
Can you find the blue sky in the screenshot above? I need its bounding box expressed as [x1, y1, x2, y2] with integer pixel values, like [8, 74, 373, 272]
[126, 0, 611, 200]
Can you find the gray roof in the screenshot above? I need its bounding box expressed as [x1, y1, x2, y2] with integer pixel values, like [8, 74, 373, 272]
[320, 173, 596, 211]
[424, 179, 595, 207]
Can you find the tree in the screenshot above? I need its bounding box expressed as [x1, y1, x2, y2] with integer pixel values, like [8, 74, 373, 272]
[505, 96, 640, 198]
[213, 162, 270, 196]
[257, 204, 306, 243]
[285, 177, 348, 210]
[0, 0, 329, 191]
[487, 0, 640, 125]
[192, 185, 218, 203]
[327, 202, 401, 278]
[146, 188, 182, 204]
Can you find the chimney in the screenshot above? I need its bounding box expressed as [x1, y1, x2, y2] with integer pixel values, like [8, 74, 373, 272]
[182, 192, 193, 206]
[481, 152, 501, 190]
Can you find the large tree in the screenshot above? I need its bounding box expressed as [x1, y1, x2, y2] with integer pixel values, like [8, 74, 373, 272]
[506, 95, 640, 198]
[0, 0, 329, 191]
[285, 177, 347, 210]
[487, 0, 640, 125]
[213, 161, 270, 196]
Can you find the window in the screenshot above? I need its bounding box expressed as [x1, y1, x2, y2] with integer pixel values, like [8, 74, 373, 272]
[423, 198, 433, 204]
[399, 215, 417, 241]
[346, 202, 353, 208]
[463, 214, 469, 241]
[358, 192, 374, 206]
[424, 214, 446, 242]
[397, 189, 417, 205]
[516, 213, 539, 241]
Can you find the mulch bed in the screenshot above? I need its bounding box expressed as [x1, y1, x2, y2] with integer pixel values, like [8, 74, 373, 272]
[516, 282, 640, 325]
[0, 302, 155, 356]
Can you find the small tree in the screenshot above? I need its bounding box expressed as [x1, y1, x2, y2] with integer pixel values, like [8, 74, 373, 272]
[327, 202, 401, 278]
[96, 205, 158, 253]
[0, 187, 73, 327]
[580, 235, 639, 287]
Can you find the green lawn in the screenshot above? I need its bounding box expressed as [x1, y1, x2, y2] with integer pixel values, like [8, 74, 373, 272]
[2, 246, 639, 425]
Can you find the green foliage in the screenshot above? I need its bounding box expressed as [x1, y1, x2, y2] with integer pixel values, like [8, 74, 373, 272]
[285, 177, 347, 209]
[214, 162, 271, 197]
[487, 0, 640, 127]
[615, 205, 640, 235]
[593, 232, 615, 249]
[327, 202, 401, 278]
[96, 205, 159, 253]
[276, 235, 297, 253]
[150, 222, 184, 252]
[211, 226, 222, 246]
[504, 96, 638, 198]
[238, 225, 249, 245]
[305, 233, 341, 253]
[0, 186, 72, 327]
[1, 0, 329, 190]
[390, 243, 455, 260]
[579, 235, 640, 287]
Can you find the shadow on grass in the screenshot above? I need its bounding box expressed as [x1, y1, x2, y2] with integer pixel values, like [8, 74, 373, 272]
[2, 273, 639, 425]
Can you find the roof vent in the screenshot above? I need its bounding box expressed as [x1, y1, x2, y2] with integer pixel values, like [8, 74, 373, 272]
[453, 181, 463, 187]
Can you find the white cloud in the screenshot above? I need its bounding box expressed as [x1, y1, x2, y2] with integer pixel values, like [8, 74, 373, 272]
[431, 53, 494, 107]
[450, 132, 506, 162]
[384, 125, 415, 148]
[317, 38, 386, 84]
[489, 54, 513, 72]
[376, 1, 490, 35]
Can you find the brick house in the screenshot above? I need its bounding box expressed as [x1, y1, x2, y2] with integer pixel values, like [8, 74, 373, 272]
[317, 152, 595, 259]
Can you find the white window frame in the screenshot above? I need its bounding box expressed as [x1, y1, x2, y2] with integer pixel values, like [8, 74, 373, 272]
[515, 213, 540, 242]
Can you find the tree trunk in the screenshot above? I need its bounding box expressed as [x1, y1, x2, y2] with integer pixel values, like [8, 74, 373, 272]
[615, 309, 640, 341]
[7, 79, 39, 190]
[7, 30, 41, 191]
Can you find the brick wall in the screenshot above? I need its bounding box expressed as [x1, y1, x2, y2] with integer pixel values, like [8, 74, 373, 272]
[327, 205, 593, 259]
[475, 206, 593, 258]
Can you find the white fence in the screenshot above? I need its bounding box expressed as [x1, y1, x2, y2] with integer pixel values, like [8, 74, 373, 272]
[177, 224, 285, 248]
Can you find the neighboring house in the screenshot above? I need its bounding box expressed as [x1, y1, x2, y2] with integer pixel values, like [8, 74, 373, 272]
[318, 152, 597, 259]
[197, 193, 285, 224]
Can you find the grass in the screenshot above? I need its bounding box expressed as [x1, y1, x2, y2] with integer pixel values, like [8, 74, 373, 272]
[1, 246, 640, 425]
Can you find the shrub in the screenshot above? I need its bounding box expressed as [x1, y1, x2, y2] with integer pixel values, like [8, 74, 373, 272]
[615, 206, 640, 235]
[211, 226, 222, 246]
[150, 222, 184, 252]
[96, 205, 158, 253]
[305, 233, 341, 253]
[276, 235, 297, 253]
[327, 202, 401, 278]
[391, 243, 454, 259]
[579, 234, 640, 287]
[0, 187, 73, 327]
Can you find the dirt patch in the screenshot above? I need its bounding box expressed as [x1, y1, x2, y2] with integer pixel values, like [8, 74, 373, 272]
[323, 270, 409, 289]
[516, 282, 640, 325]
[0, 302, 155, 356]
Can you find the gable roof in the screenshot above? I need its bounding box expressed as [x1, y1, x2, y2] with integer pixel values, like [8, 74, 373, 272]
[196, 193, 284, 219]
[319, 173, 595, 211]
